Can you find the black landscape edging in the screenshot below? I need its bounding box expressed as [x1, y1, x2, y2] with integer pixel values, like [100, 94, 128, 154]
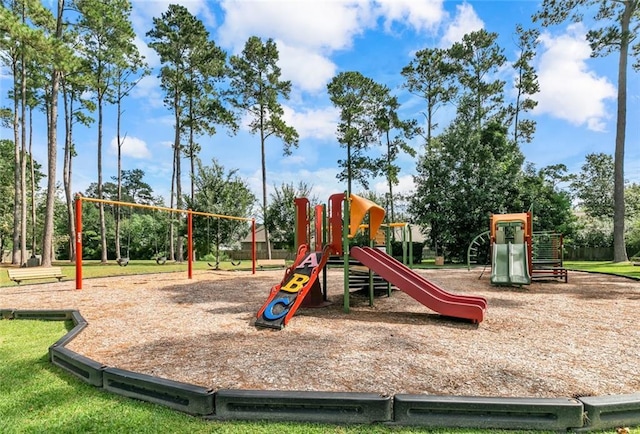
[4, 308, 640, 430]
[12, 309, 73, 321]
[103, 367, 214, 416]
[393, 394, 583, 430]
[50, 345, 105, 387]
[214, 389, 392, 424]
[577, 393, 640, 430]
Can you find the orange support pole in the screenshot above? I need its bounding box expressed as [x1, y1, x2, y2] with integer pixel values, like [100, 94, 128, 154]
[314, 204, 324, 251]
[187, 210, 193, 279]
[294, 197, 310, 247]
[75, 194, 83, 290]
[251, 218, 256, 274]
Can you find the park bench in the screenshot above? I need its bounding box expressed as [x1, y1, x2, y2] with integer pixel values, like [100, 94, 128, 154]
[7, 266, 64, 284]
[256, 259, 286, 269]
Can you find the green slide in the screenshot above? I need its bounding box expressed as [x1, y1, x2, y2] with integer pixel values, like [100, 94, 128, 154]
[509, 243, 531, 285]
[491, 242, 531, 286]
[491, 243, 510, 284]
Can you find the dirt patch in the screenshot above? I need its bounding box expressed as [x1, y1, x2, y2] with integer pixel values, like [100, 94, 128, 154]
[1, 268, 639, 398]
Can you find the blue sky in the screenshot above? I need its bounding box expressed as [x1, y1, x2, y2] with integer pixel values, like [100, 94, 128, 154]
[1, 0, 639, 212]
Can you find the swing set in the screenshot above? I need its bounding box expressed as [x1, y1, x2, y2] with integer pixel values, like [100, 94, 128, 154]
[74, 195, 256, 290]
[204, 215, 242, 269]
[116, 206, 169, 266]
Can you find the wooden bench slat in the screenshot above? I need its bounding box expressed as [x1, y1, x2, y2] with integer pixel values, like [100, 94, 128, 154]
[7, 267, 64, 284]
[256, 259, 286, 269]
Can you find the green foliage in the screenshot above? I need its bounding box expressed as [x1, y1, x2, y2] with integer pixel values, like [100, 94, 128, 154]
[75, 0, 138, 103]
[570, 215, 613, 249]
[327, 71, 383, 194]
[510, 24, 540, 145]
[228, 36, 298, 155]
[186, 158, 255, 259]
[448, 29, 507, 128]
[516, 163, 575, 236]
[401, 47, 457, 145]
[534, 0, 640, 262]
[410, 121, 524, 260]
[390, 241, 424, 264]
[228, 36, 298, 253]
[370, 87, 419, 223]
[570, 153, 614, 219]
[0, 140, 15, 251]
[265, 181, 316, 251]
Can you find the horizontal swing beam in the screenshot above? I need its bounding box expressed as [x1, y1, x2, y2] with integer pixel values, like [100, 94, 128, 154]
[74, 195, 257, 290]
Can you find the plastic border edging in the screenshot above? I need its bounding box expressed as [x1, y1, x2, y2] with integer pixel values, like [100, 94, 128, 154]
[103, 367, 214, 415]
[12, 309, 73, 321]
[50, 345, 105, 387]
[4, 309, 640, 430]
[393, 394, 583, 430]
[578, 393, 640, 430]
[214, 389, 392, 423]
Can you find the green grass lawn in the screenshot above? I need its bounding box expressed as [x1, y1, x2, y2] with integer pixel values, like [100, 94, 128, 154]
[0, 319, 559, 434]
[0, 259, 256, 287]
[2, 259, 638, 287]
[565, 260, 640, 279]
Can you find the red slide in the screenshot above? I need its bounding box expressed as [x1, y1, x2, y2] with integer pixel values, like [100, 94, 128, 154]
[350, 246, 486, 323]
[255, 245, 331, 330]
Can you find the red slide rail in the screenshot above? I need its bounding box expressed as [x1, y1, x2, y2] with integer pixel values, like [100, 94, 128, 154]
[350, 247, 486, 323]
[255, 245, 332, 329]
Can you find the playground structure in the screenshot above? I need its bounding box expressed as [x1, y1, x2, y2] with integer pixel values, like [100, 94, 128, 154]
[489, 212, 532, 286]
[469, 211, 568, 285]
[73, 195, 257, 290]
[255, 193, 487, 329]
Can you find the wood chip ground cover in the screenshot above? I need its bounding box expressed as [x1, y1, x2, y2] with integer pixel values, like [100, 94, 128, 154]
[0, 268, 638, 399]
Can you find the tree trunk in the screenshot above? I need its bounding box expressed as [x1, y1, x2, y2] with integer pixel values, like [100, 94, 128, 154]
[20, 35, 28, 263]
[260, 106, 271, 260]
[176, 141, 183, 262]
[98, 95, 107, 263]
[386, 128, 395, 225]
[29, 107, 38, 259]
[115, 92, 123, 260]
[62, 85, 75, 262]
[12, 57, 21, 265]
[612, 4, 631, 263]
[169, 152, 175, 261]
[42, 0, 65, 267]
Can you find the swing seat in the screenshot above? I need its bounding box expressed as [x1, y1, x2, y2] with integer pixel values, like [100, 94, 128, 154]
[117, 257, 129, 267]
[208, 262, 220, 270]
[156, 256, 167, 265]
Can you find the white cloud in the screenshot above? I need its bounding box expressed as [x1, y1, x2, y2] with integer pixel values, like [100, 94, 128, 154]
[376, 0, 445, 33]
[439, 2, 484, 47]
[216, 1, 377, 93]
[277, 42, 337, 93]
[134, 36, 160, 68]
[268, 167, 344, 203]
[132, 0, 215, 26]
[131, 75, 164, 108]
[535, 24, 616, 131]
[217, 1, 374, 53]
[109, 135, 151, 159]
[373, 174, 415, 196]
[282, 105, 339, 140]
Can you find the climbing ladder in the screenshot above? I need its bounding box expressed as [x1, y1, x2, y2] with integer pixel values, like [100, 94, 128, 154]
[531, 231, 567, 282]
[467, 230, 491, 271]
